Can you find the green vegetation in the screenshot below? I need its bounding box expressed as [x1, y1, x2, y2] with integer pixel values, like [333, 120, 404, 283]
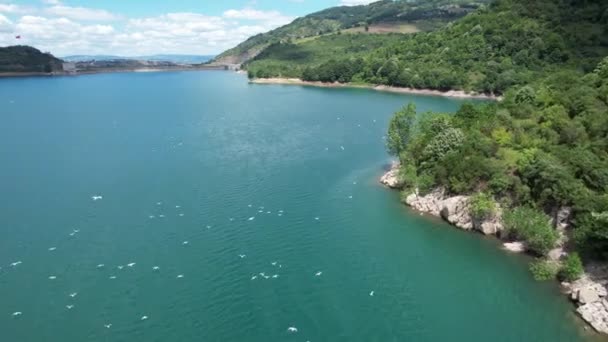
[469, 192, 496, 220]
[559, 253, 584, 282]
[529, 259, 559, 281]
[214, 0, 489, 65]
[503, 207, 558, 256]
[246, 0, 608, 95]
[0, 46, 63, 73]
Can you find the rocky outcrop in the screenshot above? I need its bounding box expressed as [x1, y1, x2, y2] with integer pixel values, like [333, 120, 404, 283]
[503, 241, 526, 253]
[379, 162, 404, 189]
[562, 263, 608, 334]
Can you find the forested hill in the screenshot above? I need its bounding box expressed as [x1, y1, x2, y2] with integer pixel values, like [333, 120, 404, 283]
[245, 0, 608, 95]
[0, 46, 64, 73]
[212, 0, 490, 66]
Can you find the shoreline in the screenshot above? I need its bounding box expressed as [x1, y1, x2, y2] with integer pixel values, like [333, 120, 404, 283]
[0, 66, 227, 79]
[379, 163, 608, 336]
[250, 77, 501, 100]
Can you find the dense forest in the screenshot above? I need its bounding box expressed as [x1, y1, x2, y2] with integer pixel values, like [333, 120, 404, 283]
[0, 46, 63, 73]
[213, 0, 489, 65]
[246, 0, 608, 95]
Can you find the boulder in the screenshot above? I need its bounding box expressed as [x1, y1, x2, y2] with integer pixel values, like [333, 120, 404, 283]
[380, 164, 403, 189]
[440, 196, 473, 230]
[578, 287, 600, 305]
[548, 247, 566, 261]
[577, 302, 608, 334]
[478, 220, 502, 235]
[503, 241, 526, 253]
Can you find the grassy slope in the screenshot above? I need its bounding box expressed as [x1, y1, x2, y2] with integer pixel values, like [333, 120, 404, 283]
[212, 0, 490, 65]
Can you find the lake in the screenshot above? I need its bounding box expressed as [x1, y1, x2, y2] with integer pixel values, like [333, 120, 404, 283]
[0, 71, 596, 341]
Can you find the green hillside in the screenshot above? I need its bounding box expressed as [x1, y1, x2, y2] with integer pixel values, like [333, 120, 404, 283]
[246, 0, 608, 95]
[0, 46, 64, 73]
[212, 0, 489, 65]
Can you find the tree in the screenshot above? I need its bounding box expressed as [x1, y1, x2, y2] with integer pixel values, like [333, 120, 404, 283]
[386, 103, 416, 157]
[503, 206, 558, 256]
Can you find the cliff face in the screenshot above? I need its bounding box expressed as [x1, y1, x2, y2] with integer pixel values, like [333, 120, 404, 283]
[0, 45, 63, 73]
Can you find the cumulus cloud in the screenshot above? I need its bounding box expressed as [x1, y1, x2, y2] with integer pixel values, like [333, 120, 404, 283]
[339, 0, 376, 6]
[0, 4, 28, 14]
[0, 3, 295, 56]
[45, 5, 119, 21]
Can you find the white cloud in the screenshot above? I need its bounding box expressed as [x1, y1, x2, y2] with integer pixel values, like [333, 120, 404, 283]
[0, 4, 295, 56]
[339, 0, 375, 6]
[0, 13, 13, 32]
[42, 0, 62, 5]
[45, 5, 119, 21]
[0, 3, 28, 14]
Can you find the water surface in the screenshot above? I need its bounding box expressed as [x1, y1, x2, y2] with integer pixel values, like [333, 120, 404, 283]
[0, 71, 595, 341]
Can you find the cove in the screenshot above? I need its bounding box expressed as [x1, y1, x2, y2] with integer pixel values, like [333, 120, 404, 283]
[0, 71, 598, 341]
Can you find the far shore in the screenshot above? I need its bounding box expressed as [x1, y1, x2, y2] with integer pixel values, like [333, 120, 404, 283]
[250, 77, 501, 100]
[0, 65, 227, 79]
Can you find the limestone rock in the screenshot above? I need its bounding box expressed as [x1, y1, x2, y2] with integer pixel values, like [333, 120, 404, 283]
[503, 241, 526, 253]
[440, 196, 473, 230]
[548, 247, 566, 261]
[579, 287, 601, 305]
[577, 302, 608, 334]
[380, 163, 403, 189]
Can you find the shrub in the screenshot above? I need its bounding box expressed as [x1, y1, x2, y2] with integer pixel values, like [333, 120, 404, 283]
[503, 206, 558, 256]
[469, 192, 496, 220]
[529, 259, 559, 281]
[559, 253, 584, 281]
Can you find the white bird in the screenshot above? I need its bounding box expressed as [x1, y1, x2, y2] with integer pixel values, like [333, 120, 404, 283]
[156, 202, 162, 205]
[69, 292, 78, 298]
[263, 275, 270, 279]
[49, 276, 57, 280]
[258, 210, 263, 213]
[348, 195, 353, 199]
[229, 217, 234, 221]
[91, 195, 103, 201]
[271, 262, 277, 266]
[48, 247, 57, 251]
[12, 312, 22, 317]
[141, 316, 148, 321]
[340, 146, 345, 150]
[97, 264, 105, 268]
[177, 274, 184, 278]
[109, 276, 117, 279]
[152, 266, 160, 271]
[370, 291, 375, 297]
[179, 213, 184, 217]
[239, 255, 246, 259]
[315, 217, 320, 221]
[266, 211, 271, 214]
[66, 305, 74, 310]
[10, 261, 22, 267]
[182, 241, 189, 245]
[272, 274, 279, 278]
[104, 324, 112, 329]
[278, 213, 283, 217]
[287, 327, 298, 333]
[259, 272, 266, 276]
[149, 215, 155, 219]
[248, 217, 255, 221]
[315, 271, 322, 277]
[175, 205, 181, 208]
[127, 263, 136, 267]
[248, 204, 252, 208]
[206, 225, 212, 229]
[251, 275, 257, 280]
[278, 210, 284, 213]
[158, 214, 165, 218]
[117, 265, 124, 270]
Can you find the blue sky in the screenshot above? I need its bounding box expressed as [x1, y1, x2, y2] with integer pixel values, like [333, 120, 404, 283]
[0, 0, 373, 56]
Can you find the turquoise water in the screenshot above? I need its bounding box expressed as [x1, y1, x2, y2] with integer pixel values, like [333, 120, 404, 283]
[0, 71, 595, 341]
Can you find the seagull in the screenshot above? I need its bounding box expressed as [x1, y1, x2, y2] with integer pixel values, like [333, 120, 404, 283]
[229, 217, 234, 221]
[353, 181, 357, 185]
[369, 291, 375, 297]
[248, 204, 252, 208]
[109, 276, 117, 279]
[251, 275, 257, 280]
[287, 327, 298, 333]
[315, 217, 320, 221]
[248, 217, 255, 221]
[158, 214, 165, 218]
[258, 210, 263, 213]
[127, 263, 136, 267]
[91, 195, 103, 201]
[97, 264, 105, 268]
[278, 213, 283, 217]
[66, 305, 74, 310]
[271, 262, 277, 266]
[278, 210, 284, 213]
[315, 271, 322, 277]
[175, 205, 181, 209]
[177, 274, 184, 278]
[49, 276, 57, 280]
[48, 247, 57, 251]
[117, 265, 124, 270]
[206, 225, 212, 229]
[182, 241, 189, 245]
[340, 146, 345, 150]
[263, 275, 270, 279]
[141, 316, 149, 321]
[266, 211, 271, 214]
[152, 266, 160, 271]
[156, 202, 162, 205]
[69, 232, 76, 237]
[259, 272, 266, 277]
[272, 274, 279, 278]
[10, 261, 22, 267]
[239, 255, 246, 259]
[12, 312, 22, 317]
[69, 292, 78, 298]
[179, 213, 184, 217]
[104, 324, 112, 329]
[73, 229, 80, 233]
[348, 195, 353, 199]
[149, 215, 155, 219]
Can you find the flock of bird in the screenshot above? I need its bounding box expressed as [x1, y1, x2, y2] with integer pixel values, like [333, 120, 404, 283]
[3, 191, 375, 338]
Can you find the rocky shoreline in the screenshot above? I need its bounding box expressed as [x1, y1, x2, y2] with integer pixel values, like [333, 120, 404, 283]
[380, 162, 608, 335]
[250, 78, 502, 100]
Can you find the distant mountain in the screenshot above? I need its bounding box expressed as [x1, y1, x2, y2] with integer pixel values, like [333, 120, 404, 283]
[212, 0, 490, 66]
[62, 54, 214, 64]
[0, 45, 63, 73]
